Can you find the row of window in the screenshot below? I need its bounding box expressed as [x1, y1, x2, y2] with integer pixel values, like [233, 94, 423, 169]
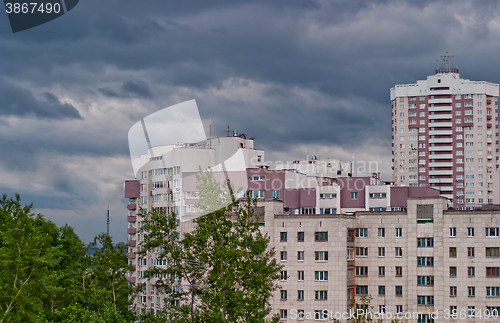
[280, 271, 328, 281]
[280, 251, 328, 262]
[280, 290, 327, 301]
[279, 231, 328, 242]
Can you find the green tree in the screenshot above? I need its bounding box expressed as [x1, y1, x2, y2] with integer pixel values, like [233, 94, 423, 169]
[139, 170, 281, 322]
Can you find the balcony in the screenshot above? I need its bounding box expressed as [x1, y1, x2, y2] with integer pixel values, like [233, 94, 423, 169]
[429, 162, 453, 167]
[429, 138, 453, 144]
[127, 215, 137, 222]
[428, 114, 452, 120]
[428, 105, 452, 112]
[127, 276, 136, 283]
[429, 146, 453, 151]
[429, 122, 452, 127]
[127, 252, 136, 259]
[429, 130, 452, 136]
[127, 204, 137, 210]
[127, 227, 137, 234]
[429, 178, 453, 183]
[127, 240, 136, 247]
[429, 170, 453, 176]
[428, 98, 452, 104]
[429, 154, 453, 159]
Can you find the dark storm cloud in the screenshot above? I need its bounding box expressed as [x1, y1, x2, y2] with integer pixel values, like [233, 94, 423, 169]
[0, 80, 82, 119]
[98, 80, 152, 98]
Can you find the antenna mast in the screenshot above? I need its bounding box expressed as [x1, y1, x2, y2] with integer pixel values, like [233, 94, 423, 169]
[106, 205, 110, 236]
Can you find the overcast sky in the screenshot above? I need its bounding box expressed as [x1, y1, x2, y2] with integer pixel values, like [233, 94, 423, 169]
[1, 0, 500, 242]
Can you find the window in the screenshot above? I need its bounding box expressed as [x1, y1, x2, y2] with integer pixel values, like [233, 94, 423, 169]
[486, 227, 499, 237]
[378, 266, 385, 277]
[487, 247, 500, 258]
[468, 286, 475, 297]
[450, 286, 457, 297]
[250, 190, 264, 198]
[272, 190, 280, 199]
[468, 266, 475, 277]
[378, 305, 386, 314]
[280, 290, 287, 301]
[369, 193, 387, 198]
[315, 251, 328, 262]
[315, 271, 328, 281]
[297, 251, 304, 261]
[396, 305, 403, 314]
[450, 267, 457, 277]
[378, 227, 385, 238]
[297, 231, 304, 242]
[355, 266, 368, 277]
[468, 227, 474, 237]
[280, 271, 287, 281]
[355, 247, 368, 257]
[486, 307, 500, 318]
[378, 286, 385, 296]
[355, 228, 368, 238]
[449, 247, 457, 258]
[249, 175, 265, 181]
[468, 306, 475, 318]
[315, 231, 328, 242]
[378, 247, 385, 257]
[396, 227, 402, 238]
[417, 257, 434, 266]
[314, 310, 328, 320]
[319, 193, 336, 199]
[395, 266, 403, 277]
[449, 227, 457, 237]
[487, 267, 500, 277]
[351, 192, 358, 200]
[417, 237, 434, 247]
[280, 309, 287, 320]
[417, 295, 434, 306]
[297, 290, 304, 301]
[298, 271, 304, 281]
[395, 286, 403, 297]
[395, 247, 403, 257]
[315, 290, 328, 300]
[468, 247, 474, 257]
[487, 287, 500, 297]
[280, 232, 287, 242]
[280, 251, 287, 261]
[417, 276, 434, 286]
[356, 285, 368, 296]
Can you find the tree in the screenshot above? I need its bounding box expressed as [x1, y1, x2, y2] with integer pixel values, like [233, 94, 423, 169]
[139, 169, 281, 322]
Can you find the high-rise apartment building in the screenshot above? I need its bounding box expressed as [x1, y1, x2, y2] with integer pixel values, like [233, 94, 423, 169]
[391, 65, 500, 209]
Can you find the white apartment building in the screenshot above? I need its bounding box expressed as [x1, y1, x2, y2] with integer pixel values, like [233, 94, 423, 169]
[391, 67, 500, 209]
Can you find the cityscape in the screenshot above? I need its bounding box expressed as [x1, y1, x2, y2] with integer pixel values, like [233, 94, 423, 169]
[2, 1, 500, 322]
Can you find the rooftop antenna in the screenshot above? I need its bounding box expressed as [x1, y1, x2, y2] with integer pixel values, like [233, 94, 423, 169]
[442, 52, 453, 73]
[106, 204, 110, 236]
[225, 123, 231, 137]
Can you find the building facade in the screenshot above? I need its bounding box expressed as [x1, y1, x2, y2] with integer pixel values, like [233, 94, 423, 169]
[390, 68, 500, 209]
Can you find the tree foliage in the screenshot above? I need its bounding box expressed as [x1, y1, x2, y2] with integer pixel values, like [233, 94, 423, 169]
[139, 170, 281, 322]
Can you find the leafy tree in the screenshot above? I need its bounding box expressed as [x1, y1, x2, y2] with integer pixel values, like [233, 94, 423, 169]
[139, 170, 281, 322]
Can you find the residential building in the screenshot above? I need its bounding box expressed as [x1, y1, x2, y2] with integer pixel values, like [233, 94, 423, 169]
[390, 65, 500, 209]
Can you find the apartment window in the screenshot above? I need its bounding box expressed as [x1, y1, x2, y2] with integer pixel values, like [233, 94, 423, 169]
[378, 305, 386, 314]
[449, 247, 457, 258]
[298, 271, 304, 281]
[297, 231, 304, 242]
[378, 227, 385, 238]
[486, 227, 500, 237]
[280, 251, 287, 261]
[450, 267, 457, 277]
[314, 290, 328, 300]
[487, 287, 500, 297]
[272, 190, 280, 199]
[468, 247, 475, 257]
[450, 286, 457, 297]
[280, 271, 287, 281]
[395, 227, 402, 238]
[250, 190, 265, 198]
[355, 266, 368, 277]
[378, 247, 385, 257]
[280, 290, 287, 301]
[315, 251, 328, 262]
[468, 286, 475, 297]
[315, 231, 328, 242]
[486, 247, 500, 258]
[449, 227, 457, 237]
[395, 266, 403, 277]
[356, 285, 368, 296]
[468, 227, 474, 237]
[486, 307, 500, 317]
[314, 310, 328, 320]
[378, 286, 385, 296]
[280, 232, 287, 242]
[355, 228, 368, 238]
[417, 257, 434, 267]
[297, 290, 304, 301]
[280, 309, 287, 320]
[378, 266, 385, 277]
[395, 286, 403, 297]
[468, 306, 475, 317]
[355, 247, 368, 257]
[468, 266, 475, 277]
[351, 192, 358, 200]
[396, 305, 403, 314]
[487, 267, 500, 277]
[297, 251, 304, 261]
[417, 237, 434, 247]
[417, 276, 434, 286]
[395, 247, 403, 257]
[315, 271, 328, 281]
[369, 193, 387, 198]
[417, 295, 434, 306]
